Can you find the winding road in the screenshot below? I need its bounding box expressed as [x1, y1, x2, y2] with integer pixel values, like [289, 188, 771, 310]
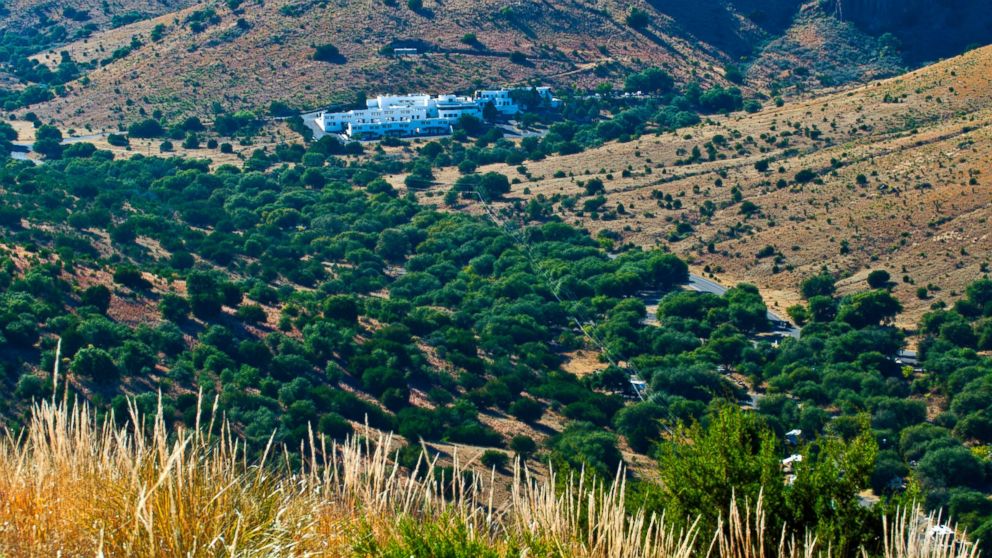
[684, 272, 919, 364]
[8, 133, 109, 165]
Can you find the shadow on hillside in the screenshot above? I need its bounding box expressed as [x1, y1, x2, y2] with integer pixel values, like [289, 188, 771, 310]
[321, 54, 348, 65]
[630, 26, 681, 58]
[411, 6, 435, 19]
[645, 0, 755, 57]
[644, 0, 805, 58]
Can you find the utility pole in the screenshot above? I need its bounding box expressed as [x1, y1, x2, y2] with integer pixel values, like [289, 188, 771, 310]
[835, 0, 844, 21]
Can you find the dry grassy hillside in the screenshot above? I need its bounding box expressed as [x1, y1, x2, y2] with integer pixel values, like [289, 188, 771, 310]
[26, 0, 749, 131]
[1, 0, 196, 35]
[428, 45, 992, 328]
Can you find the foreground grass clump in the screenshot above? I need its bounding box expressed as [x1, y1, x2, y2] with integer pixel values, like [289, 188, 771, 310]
[0, 398, 978, 558]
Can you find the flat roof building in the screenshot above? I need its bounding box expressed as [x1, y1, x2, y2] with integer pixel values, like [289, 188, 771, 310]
[315, 87, 561, 140]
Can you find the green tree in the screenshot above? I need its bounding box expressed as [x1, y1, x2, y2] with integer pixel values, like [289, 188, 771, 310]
[784, 421, 879, 556]
[652, 406, 783, 534]
[509, 397, 544, 423]
[787, 304, 810, 326]
[150, 23, 166, 41]
[312, 43, 342, 62]
[510, 435, 537, 459]
[917, 446, 986, 489]
[159, 294, 190, 322]
[807, 295, 837, 322]
[480, 449, 509, 470]
[323, 295, 359, 323]
[646, 253, 689, 289]
[549, 422, 622, 479]
[127, 118, 164, 138]
[800, 273, 836, 299]
[80, 285, 111, 313]
[794, 169, 817, 184]
[116, 340, 156, 375]
[187, 272, 225, 319]
[614, 402, 665, 453]
[376, 228, 410, 262]
[838, 290, 902, 328]
[71, 346, 118, 383]
[867, 270, 891, 289]
[625, 7, 650, 29]
[453, 172, 510, 200]
[724, 64, 744, 84]
[624, 67, 673, 94]
[318, 413, 353, 440]
[583, 178, 605, 196]
[236, 304, 267, 324]
[33, 125, 63, 159]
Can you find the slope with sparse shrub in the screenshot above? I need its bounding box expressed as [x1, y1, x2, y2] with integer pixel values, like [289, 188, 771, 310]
[430, 43, 992, 328]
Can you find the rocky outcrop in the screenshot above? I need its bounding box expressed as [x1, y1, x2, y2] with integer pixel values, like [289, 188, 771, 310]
[653, 0, 990, 65]
[828, 0, 991, 62]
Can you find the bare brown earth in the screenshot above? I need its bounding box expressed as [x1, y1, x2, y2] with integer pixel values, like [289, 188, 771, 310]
[428, 45, 992, 330]
[22, 0, 748, 130]
[2, 0, 197, 36]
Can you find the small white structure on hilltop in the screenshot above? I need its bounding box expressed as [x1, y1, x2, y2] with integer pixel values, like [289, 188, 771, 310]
[315, 87, 561, 140]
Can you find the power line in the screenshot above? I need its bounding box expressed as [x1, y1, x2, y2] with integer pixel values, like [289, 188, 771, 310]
[468, 190, 647, 401]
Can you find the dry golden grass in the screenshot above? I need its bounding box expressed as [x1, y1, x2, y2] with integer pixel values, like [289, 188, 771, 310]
[562, 349, 609, 378]
[0, 391, 980, 558]
[82, 134, 256, 167]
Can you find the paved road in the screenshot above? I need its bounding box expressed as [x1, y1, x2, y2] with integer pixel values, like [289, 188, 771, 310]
[62, 133, 107, 144]
[685, 272, 919, 364]
[687, 273, 801, 338]
[10, 142, 39, 165]
[9, 133, 111, 166]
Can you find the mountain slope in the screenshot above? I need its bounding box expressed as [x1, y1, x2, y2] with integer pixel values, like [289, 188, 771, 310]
[18, 0, 992, 130]
[747, 7, 905, 90]
[429, 44, 992, 328]
[830, 0, 992, 64]
[1, 0, 196, 34]
[25, 0, 746, 130]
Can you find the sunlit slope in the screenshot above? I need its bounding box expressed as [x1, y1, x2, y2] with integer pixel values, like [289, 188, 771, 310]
[433, 45, 992, 327]
[26, 0, 748, 130]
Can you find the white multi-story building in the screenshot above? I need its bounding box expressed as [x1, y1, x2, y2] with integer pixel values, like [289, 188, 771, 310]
[316, 94, 483, 140]
[315, 87, 561, 140]
[475, 86, 561, 116]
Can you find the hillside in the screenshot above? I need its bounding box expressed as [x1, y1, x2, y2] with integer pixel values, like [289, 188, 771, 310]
[427, 44, 992, 329]
[5, 2, 992, 553]
[746, 7, 905, 90]
[5, 0, 990, 131]
[23, 0, 744, 130]
[1, 0, 196, 35]
[831, 0, 992, 64]
[5, 27, 992, 558]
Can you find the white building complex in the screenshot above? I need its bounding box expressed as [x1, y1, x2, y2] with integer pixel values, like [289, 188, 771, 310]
[315, 87, 560, 140]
